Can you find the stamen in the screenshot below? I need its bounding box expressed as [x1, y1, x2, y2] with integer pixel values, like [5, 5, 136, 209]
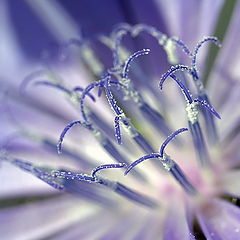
[159, 65, 191, 89]
[34, 81, 71, 95]
[124, 153, 161, 175]
[3, 154, 154, 207]
[100, 35, 174, 138]
[122, 49, 150, 79]
[91, 163, 126, 178]
[78, 77, 127, 124]
[192, 36, 221, 70]
[159, 128, 188, 157]
[20, 69, 51, 94]
[162, 73, 221, 121]
[169, 37, 221, 144]
[57, 120, 91, 154]
[160, 72, 215, 166]
[52, 163, 154, 207]
[124, 152, 196, 195]
[78, 76, 129, 144]
[124, 128, 197, 195]
[58, 120, 145, 180]
[31, 79, 96, 107]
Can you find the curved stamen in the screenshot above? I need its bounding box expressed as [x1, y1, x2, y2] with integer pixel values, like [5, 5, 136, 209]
[124, 153, 161, 175]
[33, 80, 96, 104]
[170, 75, 193, 103]
[1, 153, 155, 207]
[192, 36, 221, 70]
[34, 81, 71, 95]
[122, 49, 150, 79]
[159, 128, 188, 157]
[91, 163, 126, 178]
[161, 70, 221, 121]
[57, 120, 91, 154]
[194, 98, 221, 119]
[159, 65, 191, 89]
[20, 69, 50, 93]
[78, 76, 131, 145]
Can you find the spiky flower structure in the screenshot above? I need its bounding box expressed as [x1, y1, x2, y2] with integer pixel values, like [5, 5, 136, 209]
[1, 16, 240, 240]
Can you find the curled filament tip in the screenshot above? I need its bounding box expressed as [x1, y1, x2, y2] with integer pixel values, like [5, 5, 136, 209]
[194, 98, 221, 119]
[34, 81, 71, 95]
[124, 153, 161, 175]
[91, 163, 126, 178]
[57, 120, 90, 154]
[159, 65, 191, 89]
[159, 128, 188, 157]
[192, 36, 221, 69]
[20, 70, 50, 94]
[122, 49, 150, 79]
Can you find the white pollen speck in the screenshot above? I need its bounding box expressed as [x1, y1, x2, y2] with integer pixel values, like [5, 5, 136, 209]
[186, 102, 199, 124]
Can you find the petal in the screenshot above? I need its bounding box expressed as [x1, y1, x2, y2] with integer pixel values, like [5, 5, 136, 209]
[163, 200, 194, 240]
[197, 199, 240, 240]
[0, 195, 100, 240]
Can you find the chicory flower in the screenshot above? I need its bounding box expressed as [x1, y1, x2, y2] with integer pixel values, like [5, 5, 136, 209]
[0, 1, 240, 239]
